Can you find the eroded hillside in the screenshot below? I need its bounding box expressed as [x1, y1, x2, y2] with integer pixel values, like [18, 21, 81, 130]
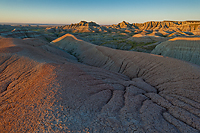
[1, 34, 200, 132]
[151, 37, 200, 65]
[1, 20, 200, 53]
[46, 20, 200, 52]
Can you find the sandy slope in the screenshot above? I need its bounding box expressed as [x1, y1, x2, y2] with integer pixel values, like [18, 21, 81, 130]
[0, 35, 200, 132]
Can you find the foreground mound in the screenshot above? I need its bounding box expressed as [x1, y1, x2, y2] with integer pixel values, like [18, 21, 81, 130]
[1, 35, 200, 132]
[151, 37, 200, 65]
[51, 34, 200, 132]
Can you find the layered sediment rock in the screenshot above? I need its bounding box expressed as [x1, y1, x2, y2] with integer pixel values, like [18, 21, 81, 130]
[107, 21, 136, 30]
[1, 34, 200, 132]
[53, 20, 200, 35]
[133, 21, 200, 33]
[50, 34, 200, 132]
[151, 37, 200, 65]
[60, 21, 107, 33]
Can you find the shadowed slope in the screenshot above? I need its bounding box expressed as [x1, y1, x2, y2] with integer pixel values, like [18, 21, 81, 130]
[0, 28, 55, 42]
[1, 35, 200, 132]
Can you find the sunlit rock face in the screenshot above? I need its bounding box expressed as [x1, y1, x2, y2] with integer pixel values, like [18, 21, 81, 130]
[1, 35, 200, 132]
[47, 20, 200, 35]
[61, 21, 107, 33]
[133, 21, 200, 32]
[151, 37, 200, 65]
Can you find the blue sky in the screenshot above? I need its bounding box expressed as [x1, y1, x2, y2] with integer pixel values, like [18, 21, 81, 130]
[0, 0, 200, 24]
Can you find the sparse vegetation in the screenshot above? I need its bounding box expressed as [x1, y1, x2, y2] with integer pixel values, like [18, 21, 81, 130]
[1, 20, 199, 54]
[141, 45, 157, 51]
[67, 32, 160, 52]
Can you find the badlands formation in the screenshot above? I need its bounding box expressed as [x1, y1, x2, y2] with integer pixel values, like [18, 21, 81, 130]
[151, 37, 200, 65]
[53, 20, 200, 35]
[0, 33, 200, 132]
[56, 20, 200, 35]
[50, 20, 200, 53]
[0, 26, 57, 42]
[1, 20, 200, 53]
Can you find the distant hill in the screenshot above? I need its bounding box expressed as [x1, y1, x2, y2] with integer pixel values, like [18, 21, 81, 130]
[46, 20, 200, 35]
[1, 30, 200, 132]
[58, 21, 107, 33]
[132, 21, 200, 32]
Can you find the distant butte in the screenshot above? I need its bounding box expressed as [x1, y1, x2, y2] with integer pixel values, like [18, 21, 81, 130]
[0, 20, 200, 63]
[44, 20, 200, 35]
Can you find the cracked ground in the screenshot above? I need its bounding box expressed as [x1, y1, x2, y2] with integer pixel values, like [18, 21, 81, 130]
[0, 36, 200, 132]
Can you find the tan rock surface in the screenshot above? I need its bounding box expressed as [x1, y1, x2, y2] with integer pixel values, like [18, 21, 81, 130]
[133, 21, 200, 32]
[52, 20, 200, 34]
[61, 21, 106, 33]
[151, 37, 200, 65]
[1, 34, 200, 132]
[127, 34, 168, 43]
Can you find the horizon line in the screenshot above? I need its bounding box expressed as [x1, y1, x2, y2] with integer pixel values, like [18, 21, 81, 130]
[1, 19, 200, 26]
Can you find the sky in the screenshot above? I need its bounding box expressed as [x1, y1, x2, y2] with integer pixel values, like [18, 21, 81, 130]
[0, 0, 200, 25]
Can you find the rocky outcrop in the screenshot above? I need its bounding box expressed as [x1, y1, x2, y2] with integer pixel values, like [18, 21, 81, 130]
[151, 37, 200, 65]
[110, 20, 200, 35]
[51, 20, 200, 36]
[108, 21, 136, 30]
[1, 34, 200, 132]
[133, 21, 200, 33]
[60, 21, 108, 33]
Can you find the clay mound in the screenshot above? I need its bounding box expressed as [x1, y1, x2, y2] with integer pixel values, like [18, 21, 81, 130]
[128, 33, 168, 43]
[151, 37, 200, 65]
[51, 34, 200, 132]
[1, 35, 200, 132]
